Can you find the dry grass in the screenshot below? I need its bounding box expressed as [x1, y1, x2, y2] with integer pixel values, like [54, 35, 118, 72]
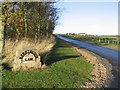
[2, 35, 55, 67]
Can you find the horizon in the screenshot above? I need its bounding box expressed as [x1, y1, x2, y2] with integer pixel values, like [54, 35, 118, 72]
[55, 33, 120, 36]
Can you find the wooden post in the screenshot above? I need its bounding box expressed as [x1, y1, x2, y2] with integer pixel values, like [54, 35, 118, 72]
[98, 38, 101, 42]
[108, 39, 110, 44]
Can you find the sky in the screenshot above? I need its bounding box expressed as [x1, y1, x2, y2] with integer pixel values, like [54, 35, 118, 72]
[54, 2, 118, 35]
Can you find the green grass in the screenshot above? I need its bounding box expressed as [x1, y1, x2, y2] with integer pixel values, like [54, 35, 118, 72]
[2, 38, 93, 88]
[103, 44, 120, 50]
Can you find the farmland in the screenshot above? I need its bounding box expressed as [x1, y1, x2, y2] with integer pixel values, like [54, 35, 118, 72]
[61, 34, 120, 50]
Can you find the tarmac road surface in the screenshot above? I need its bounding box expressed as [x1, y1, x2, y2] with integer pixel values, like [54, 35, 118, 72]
[56, 34, 120, 62]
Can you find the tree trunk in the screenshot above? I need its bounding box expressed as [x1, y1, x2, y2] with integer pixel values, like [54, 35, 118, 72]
[0, 21, 4, 58]
[24, 10, 27, 38]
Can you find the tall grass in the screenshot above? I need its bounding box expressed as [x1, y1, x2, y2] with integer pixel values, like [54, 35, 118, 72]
[2, 35, 55, 67]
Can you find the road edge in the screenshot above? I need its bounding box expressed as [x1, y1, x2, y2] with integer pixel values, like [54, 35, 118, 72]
[69, 43, 114, 88]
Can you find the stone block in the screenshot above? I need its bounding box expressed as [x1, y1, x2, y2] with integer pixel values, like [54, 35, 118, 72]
[12, 49, 41, 71]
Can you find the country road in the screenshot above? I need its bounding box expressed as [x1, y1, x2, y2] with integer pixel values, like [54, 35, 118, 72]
[56, 34, 120, 88]
[56, 34, 120, 63]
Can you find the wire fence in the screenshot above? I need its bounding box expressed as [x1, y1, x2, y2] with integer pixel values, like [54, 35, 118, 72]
[65, 34, 120, 45]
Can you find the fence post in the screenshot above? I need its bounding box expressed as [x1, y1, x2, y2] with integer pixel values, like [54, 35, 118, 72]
[107, 39, 110, 44]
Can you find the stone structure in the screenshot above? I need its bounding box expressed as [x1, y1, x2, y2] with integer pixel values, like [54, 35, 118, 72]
[12, 50, 41, 71]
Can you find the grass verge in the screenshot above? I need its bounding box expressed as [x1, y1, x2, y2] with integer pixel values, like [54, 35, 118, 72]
[2, 38, 93, 88]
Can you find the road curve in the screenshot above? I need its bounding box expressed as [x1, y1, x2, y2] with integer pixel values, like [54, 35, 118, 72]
[56, 34, 120, 62]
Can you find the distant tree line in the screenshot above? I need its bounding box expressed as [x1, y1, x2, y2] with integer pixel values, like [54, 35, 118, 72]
[1, 2, 59, 41]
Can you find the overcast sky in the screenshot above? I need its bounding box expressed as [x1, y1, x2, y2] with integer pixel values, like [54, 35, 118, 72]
[54, 2, 118, 35]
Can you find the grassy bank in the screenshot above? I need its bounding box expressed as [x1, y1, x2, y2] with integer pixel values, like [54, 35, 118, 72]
[61, 34, 120, 50]
[3, 36, 55, 67]
[2, 38, 93, 88]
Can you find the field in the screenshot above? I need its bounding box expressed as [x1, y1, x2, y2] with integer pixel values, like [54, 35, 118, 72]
[61, 34, 120, 50]
[2, 38, 93, 88]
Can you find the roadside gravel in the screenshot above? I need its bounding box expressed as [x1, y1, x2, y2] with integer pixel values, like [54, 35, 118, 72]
[72, 46, 115, 88]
